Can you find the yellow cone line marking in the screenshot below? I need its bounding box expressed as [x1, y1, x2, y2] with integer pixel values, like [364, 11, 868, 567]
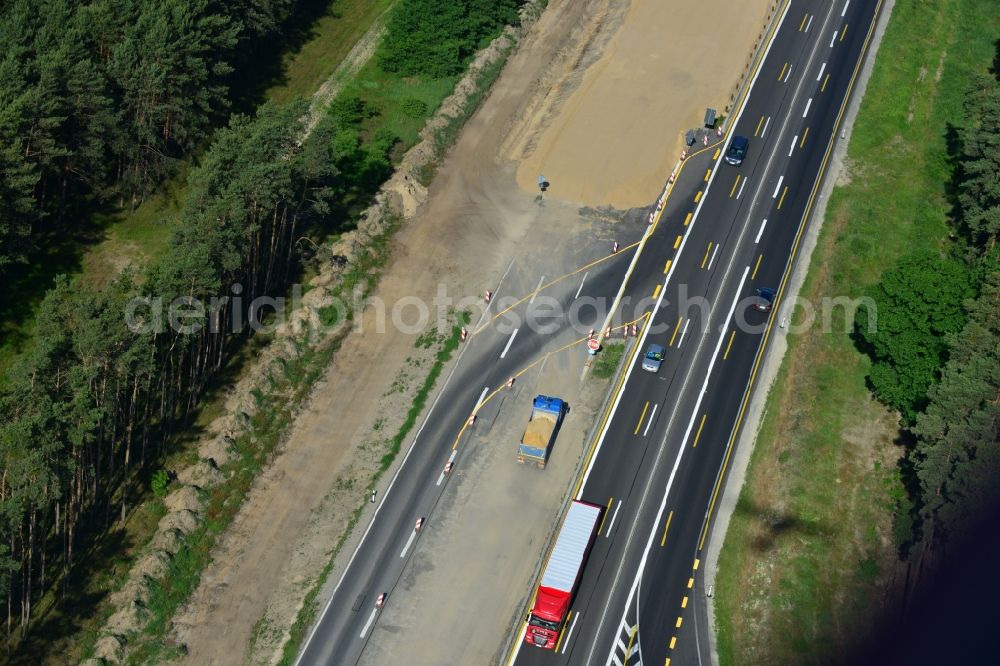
[712, 147, 721, 160]
[694, 190, 703, 203]
[653, 284, 662, 300]
[704, 169, 711, 182]
[723, 330, 736, 360]
[660, 510, 674, 547]
[674, 235, 682, 249]
[700, 242, 713, 269]
[692, 414, 707, 448]
[669, 317, 684, 347]
[676, 617, 683, 628]
[663, 259, 673, 275]
[477, 240, 641, 334]
[681, 596, 688, 609]
[597, 498, 613, 535]
[634, 401, 650, 435]
[684, 212, 693, 227]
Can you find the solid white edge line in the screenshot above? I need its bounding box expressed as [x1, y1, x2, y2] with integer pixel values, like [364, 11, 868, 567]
[529, 275, 545, 305]
[643, 403, 658, 437]
[755, 218, 768, 243]
[399, 529, 417, 558]
[575, 271, 589, 299]
[772, 175, 784, 198]
[561, 612, 581, 654]
[605, 501, 623, 536]
[359, 607, 378, 638]
[500, 328, 519, 359]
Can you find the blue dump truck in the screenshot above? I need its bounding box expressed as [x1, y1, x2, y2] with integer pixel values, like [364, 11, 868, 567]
[517, 395, 566, 469]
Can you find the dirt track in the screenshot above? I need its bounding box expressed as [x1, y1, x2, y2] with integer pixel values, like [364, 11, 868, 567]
[172, 0, 773, 663]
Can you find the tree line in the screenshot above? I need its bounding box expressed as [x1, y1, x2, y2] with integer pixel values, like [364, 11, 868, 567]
[856, 70, 1000, 555]
[0, 100, 341, 638]
[0, 0, 305, 274]
[0, 0, 526, 649]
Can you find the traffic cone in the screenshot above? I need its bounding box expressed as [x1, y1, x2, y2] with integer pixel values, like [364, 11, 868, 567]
[507, 376, 515, 388]
[460, 327, 467, 341]
[484, 290, 492, 303]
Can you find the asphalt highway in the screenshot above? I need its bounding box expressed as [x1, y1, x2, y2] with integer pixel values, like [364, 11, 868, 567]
[507, 0, 886, 665]
[296, 0, 885, 663]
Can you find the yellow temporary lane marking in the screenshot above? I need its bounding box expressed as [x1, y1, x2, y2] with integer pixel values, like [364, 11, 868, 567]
[692, 414, 707, 448]
[670, 636, 677, 649]
[676, 617, 683, 628]
[777, 186, 789, 210]
[477, 240, 642, 334]
[694, 558, 700, 570]
[800, 127, 810, 147]
[752, 254, 763, 280]
[704, 169, 711, 182]
[687, 578, 694, 589]
[652, 284, 662, 300]
[712, 147, 721, 160]
[555, 611, 572, 651]
[729, 175, 740, 198]
[694, 190, 703, 203]
[700, 242, 713, 269]
[681, 596, 688, 609]
[625, 626, 638, 661]
[723, 330, 736, 360]
[660, 510, 674, 546]
[683, 212, 693, 227]
[841, 23, 848, 41]
[669, 317, 684, 347]
[696, 0, 886, 556]
[778, 62, 788, 81]
[754, 115, 764, 136]
[634, 401, 650, 435]
[663, 259, 672, 275]
[821, 73, 830, 92]
[666, 659, 671, 666]
[673, 235, 682, 249]
[798, 13, 808, 31]
[597, 499, 612, 535]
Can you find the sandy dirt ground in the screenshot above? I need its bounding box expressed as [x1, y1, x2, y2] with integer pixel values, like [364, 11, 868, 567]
[507, 0, 773, 209]
[171, 0, 774, 663]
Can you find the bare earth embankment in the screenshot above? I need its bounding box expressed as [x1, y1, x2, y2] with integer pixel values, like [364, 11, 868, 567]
[169, 0, 774, 664]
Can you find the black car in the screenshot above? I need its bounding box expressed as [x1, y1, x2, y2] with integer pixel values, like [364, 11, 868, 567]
[753, 287, 776, 311]
[725, 135, 749, 166]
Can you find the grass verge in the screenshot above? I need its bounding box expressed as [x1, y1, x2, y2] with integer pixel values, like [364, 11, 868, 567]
[713, 1, 1000, 663]
[591, 343, 625, 379]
